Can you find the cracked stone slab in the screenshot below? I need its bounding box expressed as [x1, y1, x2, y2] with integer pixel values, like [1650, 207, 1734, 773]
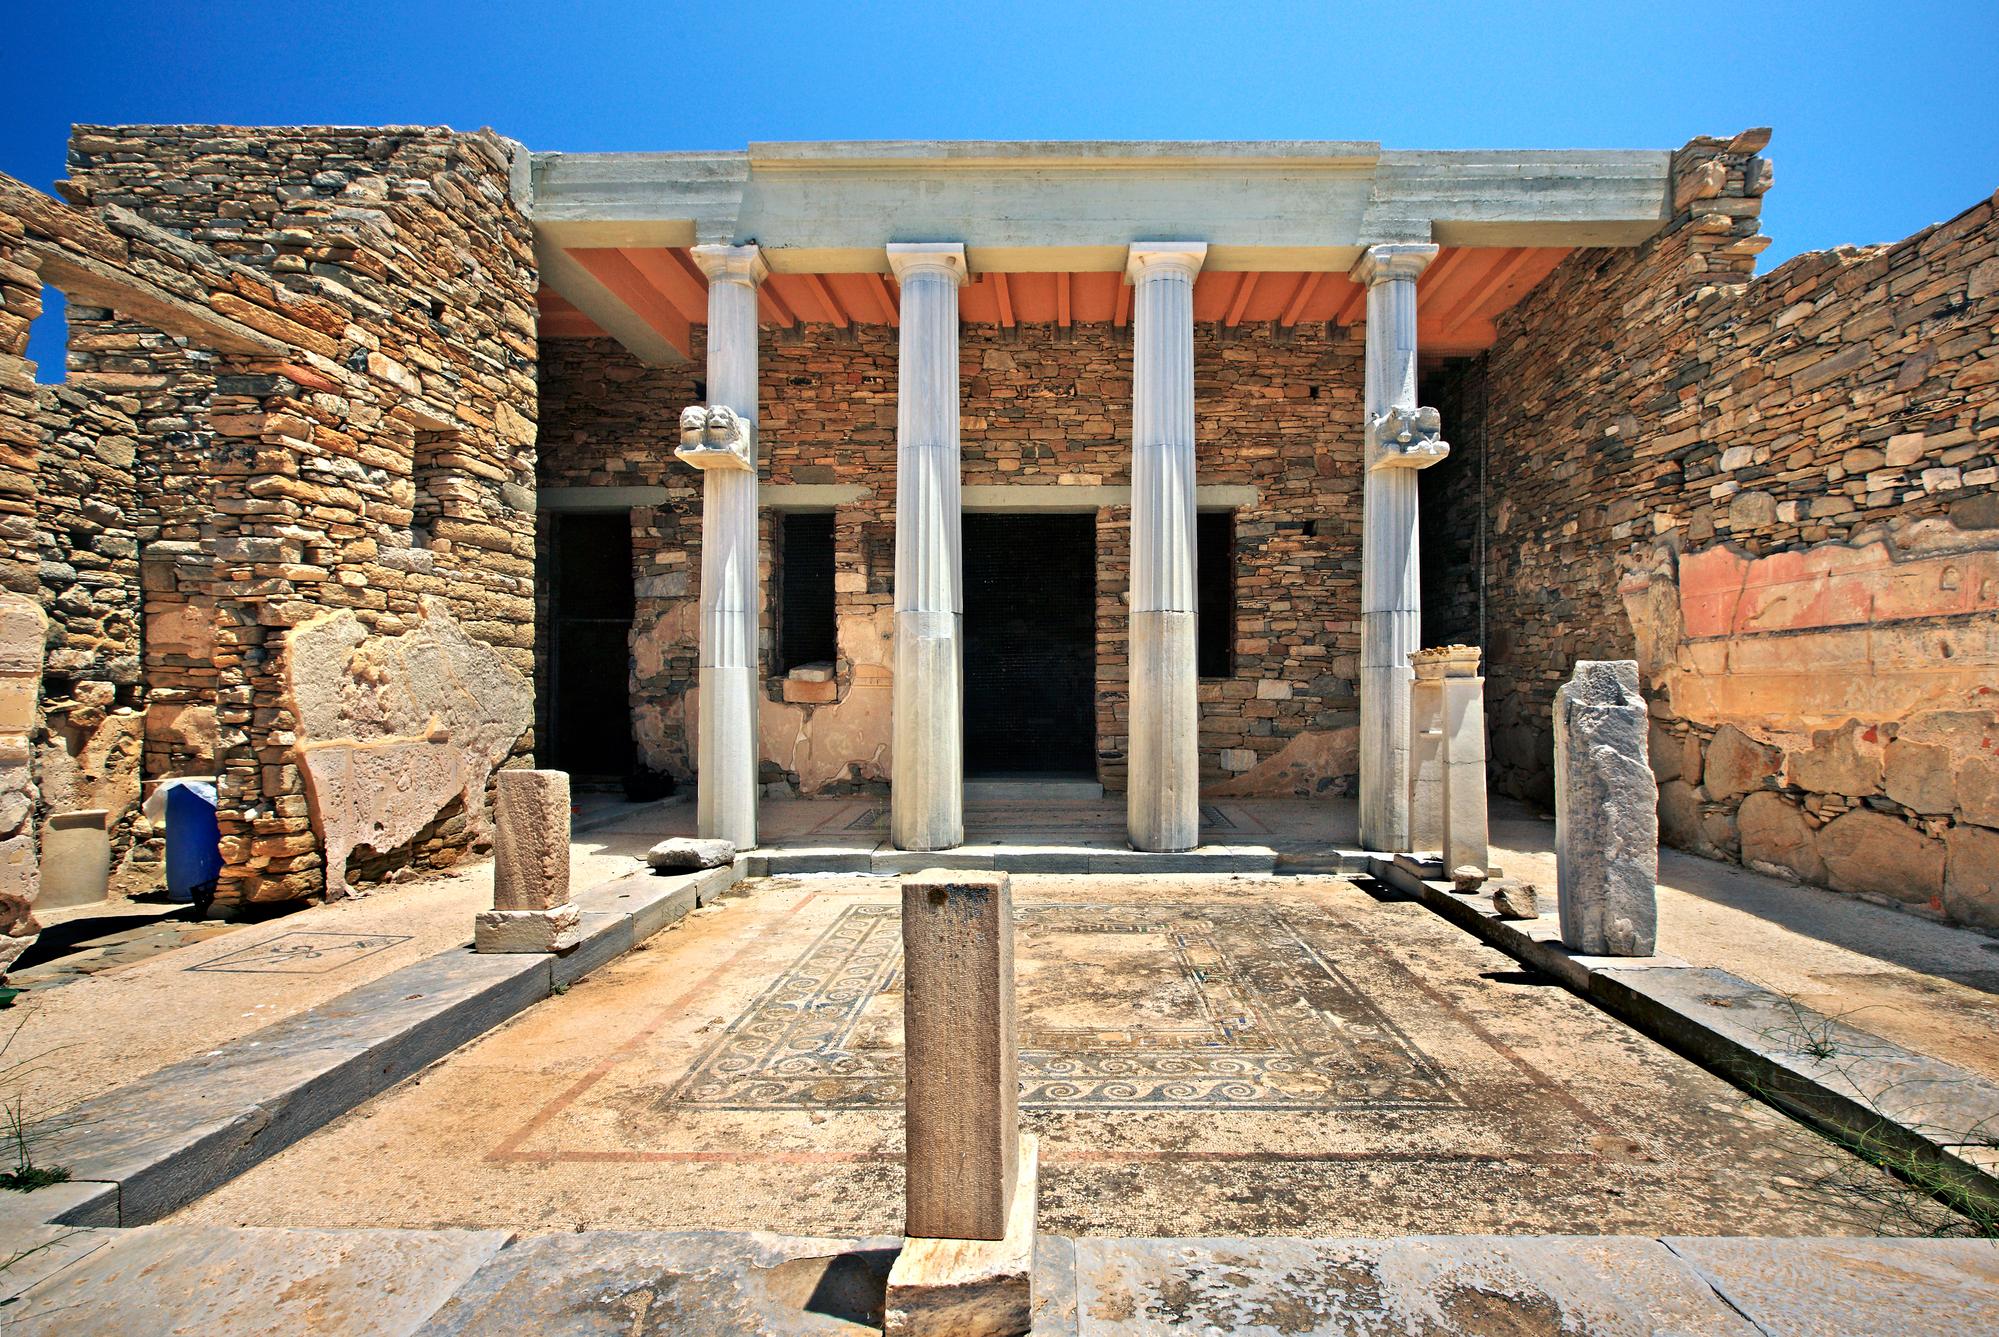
[1664, 1236, 1999, 1337]
[38, 948, 551, 1225]
[34, 864, 736, 1226]
[415, 1229, 901, 1335]
[1065, 1235, 1760, 1335]
[3, 1224, 507, 1335]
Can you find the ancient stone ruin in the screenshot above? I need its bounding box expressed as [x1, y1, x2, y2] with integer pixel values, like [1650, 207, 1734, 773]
[0, 120, 1991, 961]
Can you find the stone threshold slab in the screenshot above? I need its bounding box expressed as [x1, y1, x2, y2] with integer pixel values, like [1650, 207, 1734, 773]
[8, 1227, 1994, 1334]
[1035, 1233, 1999, 1335]
[748, 844, 1292, 876]
[1373, 853, 1999, 1216]
[15, 863, 738, 1231]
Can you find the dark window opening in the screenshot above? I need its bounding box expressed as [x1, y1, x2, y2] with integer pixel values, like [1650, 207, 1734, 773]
[1197, 510, 1235, 678]
[777, 511, 837, 672]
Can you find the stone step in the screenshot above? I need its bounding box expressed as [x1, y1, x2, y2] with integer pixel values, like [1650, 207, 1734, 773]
[963, 777, 1106, 801]
[10, 1227, 1995, 1334]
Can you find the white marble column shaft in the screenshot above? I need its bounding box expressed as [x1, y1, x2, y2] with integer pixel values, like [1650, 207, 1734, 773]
[691, 244, 765, 849]
[1355, 244, 1438, 853]
[1126, 244, 1206, 852]
[888, 244, 969, 852]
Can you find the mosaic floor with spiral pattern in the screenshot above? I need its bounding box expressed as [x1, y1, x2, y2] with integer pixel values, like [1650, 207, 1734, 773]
[178, 873, 1900, 1238]
[672, 901, 1454, 1112]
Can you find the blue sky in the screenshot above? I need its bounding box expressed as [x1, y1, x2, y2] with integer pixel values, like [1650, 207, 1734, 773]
[7, 0, 1997, 378]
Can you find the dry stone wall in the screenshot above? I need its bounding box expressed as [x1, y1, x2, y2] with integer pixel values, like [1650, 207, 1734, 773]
[0, 121, 539, 933]
[1448, 129, 1999, 929]
[539, 320, 1369, 798]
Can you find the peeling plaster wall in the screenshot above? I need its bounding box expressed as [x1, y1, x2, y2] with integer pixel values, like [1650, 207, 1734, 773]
[538, 322, 1371, 801]
[1443, 128, 1999, 928]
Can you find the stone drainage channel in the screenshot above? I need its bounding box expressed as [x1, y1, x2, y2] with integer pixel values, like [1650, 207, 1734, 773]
[1, 850, 1995, 1334]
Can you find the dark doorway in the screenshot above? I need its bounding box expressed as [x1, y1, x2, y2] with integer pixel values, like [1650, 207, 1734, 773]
[962, 513, 1097, 776]
[548, 511, 635, 780]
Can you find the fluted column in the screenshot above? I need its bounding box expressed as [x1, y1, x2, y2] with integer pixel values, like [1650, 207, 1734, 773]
[1126, 243, 1206, 852]
[687, 244, 766, 849]
[1353, 243, 1445, 852]
[888, 243, 969, 852]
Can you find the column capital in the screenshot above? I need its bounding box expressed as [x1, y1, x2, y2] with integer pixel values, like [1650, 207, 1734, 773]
[886, 242, 968, 286]
[691, 243, 767, 287]
[1125, 242, 1208, 284]
[1350, 243, 1438, 287]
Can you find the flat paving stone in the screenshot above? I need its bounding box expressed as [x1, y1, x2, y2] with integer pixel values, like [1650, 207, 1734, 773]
[173, 874, 1942, 1238]
[1060, 1234, 1759, 1335]
[1664, 1236, 1999, 1337]
[0, 1225, 117, 1304]
[2, 1223, 507, 1335]
[416, 1230, 900, 1336]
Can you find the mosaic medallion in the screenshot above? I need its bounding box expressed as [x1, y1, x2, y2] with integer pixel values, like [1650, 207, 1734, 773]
[672, 903, 1457, 1112]
[186, 931, 411, 975]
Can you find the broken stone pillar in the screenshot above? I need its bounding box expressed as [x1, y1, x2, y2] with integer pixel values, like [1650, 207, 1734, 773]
[888, 244, 969, 853]
[0, 594, 45, 971]
[1353, 244, 1449, 854]
[1410, 646, 1490, 875]
[475, 769, 580, 953]
[887, 868, 1035, 1337]
[1125, 243, 1206, 853]
[1409, 673, 1445, 855]
[684, 244, 767, 852]
[1555, 660, 1659, 956]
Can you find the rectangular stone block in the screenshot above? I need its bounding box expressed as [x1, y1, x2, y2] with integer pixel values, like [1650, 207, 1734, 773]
[887, 1133, 1037, 1337]
[1408, 676, 1445, 852]
[492, 769, 569, 912]
[1555, 660, 1659, 955]
[1440, 674, 1489, 875]
[901, 868, 1017, 1240]
[474, 904, 581, 954]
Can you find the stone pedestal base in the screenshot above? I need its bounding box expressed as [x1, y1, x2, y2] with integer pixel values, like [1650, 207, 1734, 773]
[474, 903, 581, 954]
[886, 1133, 1037, 1337]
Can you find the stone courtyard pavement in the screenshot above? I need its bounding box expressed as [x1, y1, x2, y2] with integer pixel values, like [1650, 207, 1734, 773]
[173, 871, 1928, 1239]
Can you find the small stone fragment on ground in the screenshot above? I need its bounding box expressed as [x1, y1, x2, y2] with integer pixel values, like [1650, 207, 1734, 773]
[1491, 880, 1539, 919]
[1450, 864, 1486, 894]
[647, 837, 737, 872]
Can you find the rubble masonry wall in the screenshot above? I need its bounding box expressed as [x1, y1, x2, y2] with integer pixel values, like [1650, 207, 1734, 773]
[1449, 131, 1999, 928]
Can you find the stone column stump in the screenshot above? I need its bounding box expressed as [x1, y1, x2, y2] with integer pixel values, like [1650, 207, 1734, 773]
[1554, 660, 1659, 956]
[886, 868, 1036, 1337]
[474, 769, 579, 953]
[1410, 645, 1490, 876]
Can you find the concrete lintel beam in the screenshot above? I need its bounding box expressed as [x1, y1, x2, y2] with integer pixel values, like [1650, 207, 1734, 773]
[530, 142, 1673, 259]
[529, 151, 747, 246]
[1364, 149, 1672, 248]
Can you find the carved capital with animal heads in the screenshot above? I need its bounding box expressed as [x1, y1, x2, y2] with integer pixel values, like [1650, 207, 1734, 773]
[1368, 405, 1450, 471]
[674, 404, 756, 472]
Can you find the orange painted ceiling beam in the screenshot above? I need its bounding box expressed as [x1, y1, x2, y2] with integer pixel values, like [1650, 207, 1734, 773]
[568, 247, 693, 359]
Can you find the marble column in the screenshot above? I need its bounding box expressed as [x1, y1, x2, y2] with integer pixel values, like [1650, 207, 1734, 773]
[888, 243, 969, 852]
[682, 244, 766, 850]
[1353, 244, 1449, 853]
[1126, 244, 1206, 853]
